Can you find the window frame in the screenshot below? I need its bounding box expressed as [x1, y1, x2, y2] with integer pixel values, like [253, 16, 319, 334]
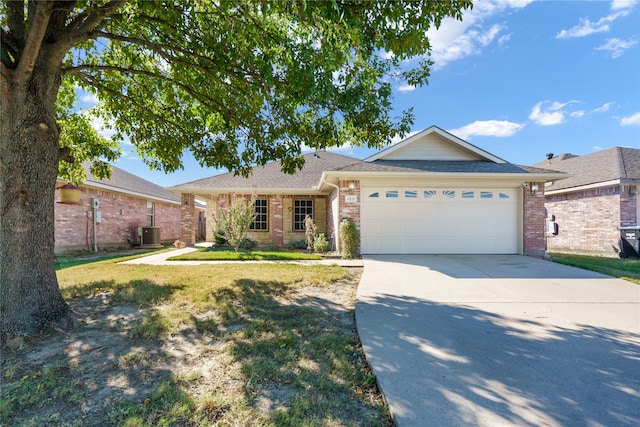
[147, 201, 155, 226]
[250, 198, 269, 231]
[293, 199, 313, 231]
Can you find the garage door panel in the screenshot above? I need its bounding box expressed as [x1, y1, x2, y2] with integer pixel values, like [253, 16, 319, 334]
[361, 187, 518, 254]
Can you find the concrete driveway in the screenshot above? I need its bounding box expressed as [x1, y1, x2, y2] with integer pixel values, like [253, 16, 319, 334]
[356, 255, 640, 427]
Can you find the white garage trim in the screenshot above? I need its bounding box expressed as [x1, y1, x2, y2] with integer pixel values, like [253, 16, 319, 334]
[361, 187, 518, 254]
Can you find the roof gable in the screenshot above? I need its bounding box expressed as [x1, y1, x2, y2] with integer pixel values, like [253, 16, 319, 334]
[365, 126, 506, 163]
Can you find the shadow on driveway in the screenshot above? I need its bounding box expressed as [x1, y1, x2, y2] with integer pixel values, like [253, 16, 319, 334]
[356, 255, 640, 427]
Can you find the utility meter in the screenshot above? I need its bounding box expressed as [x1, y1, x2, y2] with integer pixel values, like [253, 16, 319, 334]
[91, 198, 99, 209]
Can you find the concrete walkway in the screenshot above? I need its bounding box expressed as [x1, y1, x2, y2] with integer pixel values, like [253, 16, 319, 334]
[356, 255, 640, 427]
[120, 245, 363, 267]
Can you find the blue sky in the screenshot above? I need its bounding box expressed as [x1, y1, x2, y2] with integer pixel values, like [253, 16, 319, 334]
[83, 0, 640, 187]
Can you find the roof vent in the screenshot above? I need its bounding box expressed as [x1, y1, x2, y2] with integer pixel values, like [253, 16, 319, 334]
[546, 153, 554, 160]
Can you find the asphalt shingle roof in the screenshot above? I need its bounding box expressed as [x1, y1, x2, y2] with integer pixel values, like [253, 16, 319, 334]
[336, 160, 529, 174]
[531, 147, 640, 191]
[169, 152, 362, 190]
[82, 163, 180, 203]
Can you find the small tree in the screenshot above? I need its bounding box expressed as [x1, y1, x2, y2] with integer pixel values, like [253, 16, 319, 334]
[305, 215, 318, 251]
[339, 218, 360, 260]
[215, 193, 257, 252]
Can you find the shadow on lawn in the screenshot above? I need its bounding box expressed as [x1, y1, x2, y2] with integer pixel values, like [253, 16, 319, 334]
[2, 275, 386, 426]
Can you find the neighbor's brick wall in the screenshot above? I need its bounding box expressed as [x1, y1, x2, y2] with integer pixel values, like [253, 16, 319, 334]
[523, 181, 546, 257]
[55, 181, 181, 253]
[545, 184, 636, 257]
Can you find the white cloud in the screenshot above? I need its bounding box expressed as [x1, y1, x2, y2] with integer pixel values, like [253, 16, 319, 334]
[611, 0, 638, 11]
[449, 120, 525, 140]
[390, 130, 421, 145]
[379, 50, 394, 60]
[596, 37, 638, 58]
[425, 0, 534, 69]
[398, 84, 416, 92]
[529, 101, 578, 126]
[556, 8, 631, 39]
[80, 92, 98, 105]
[592, 102, 615, 113]
[571, 110, 585, 118]
[620, 112, 640, 126]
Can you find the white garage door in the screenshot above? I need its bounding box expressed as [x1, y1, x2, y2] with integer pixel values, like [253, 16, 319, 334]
[361, 187, 518, 254]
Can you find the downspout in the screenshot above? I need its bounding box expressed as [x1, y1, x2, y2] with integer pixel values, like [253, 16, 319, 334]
[324, 181, 341, 253]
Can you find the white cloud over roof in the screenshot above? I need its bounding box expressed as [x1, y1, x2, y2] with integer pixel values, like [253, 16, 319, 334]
[449, 120, 524, 140]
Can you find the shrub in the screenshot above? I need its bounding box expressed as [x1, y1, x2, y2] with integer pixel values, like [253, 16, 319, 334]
[288, 240, 307, 250]
[239, 238, 258, 250]
[339, 218, 360, 259]
[313, 233, 328, 253]
[215, 192, 256, 251]
[214, 230, 228, 246]
[305, 215, 317, 250]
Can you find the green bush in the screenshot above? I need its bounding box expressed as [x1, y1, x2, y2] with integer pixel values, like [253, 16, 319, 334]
[239, 238, 258, 250]
[214, 231, 228, 246]
[288, 240, 307, 250]
[339, 218, 359, 259]
[313, 233, 329, 253]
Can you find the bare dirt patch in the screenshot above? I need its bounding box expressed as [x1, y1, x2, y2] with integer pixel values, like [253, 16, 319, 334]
[1, 268, 389, 426]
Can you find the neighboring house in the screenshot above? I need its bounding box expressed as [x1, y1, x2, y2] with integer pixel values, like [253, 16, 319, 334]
[532, 147, 640, 257]
[169, 126, 566, 256]
[55, 163, 203, 253]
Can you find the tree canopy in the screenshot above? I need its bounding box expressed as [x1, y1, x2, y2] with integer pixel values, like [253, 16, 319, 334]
[2, 0, 472, 178]
[0, 0, 472, 340]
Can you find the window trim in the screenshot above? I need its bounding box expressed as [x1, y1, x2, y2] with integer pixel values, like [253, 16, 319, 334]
[250, 198, 269, 231]
[293, 199, 313, 232]
[147, 201, 155, 226]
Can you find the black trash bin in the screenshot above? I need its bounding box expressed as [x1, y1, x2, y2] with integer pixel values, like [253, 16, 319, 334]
[619, 226, 640, 258]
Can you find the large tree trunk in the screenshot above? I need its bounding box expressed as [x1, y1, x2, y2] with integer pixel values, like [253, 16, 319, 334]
[0, 55, 76, 341]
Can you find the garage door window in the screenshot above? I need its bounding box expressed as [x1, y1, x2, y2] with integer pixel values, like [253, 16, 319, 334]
[480, 191, 493, 199]
[443, 190, 455, 198]
[462, 191, 474, 199]
[423, 190, 437, 198]
[368, 192, 380, 198]
[385, 190, 399, 198]
[404, 190, 418, 198]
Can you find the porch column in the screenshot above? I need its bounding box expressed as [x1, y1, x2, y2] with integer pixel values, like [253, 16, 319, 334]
[180, 193, 196, 246]
[271, 195, 284, 246]
[523, 182, 545, 257]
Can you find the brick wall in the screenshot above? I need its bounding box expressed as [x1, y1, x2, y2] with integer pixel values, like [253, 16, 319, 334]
[523, 181, 546, 257]
[54, 181, 181, 253]
[180, 193, 196, 246]
[545, 184, 635, 257]
[206, 193, 328, 247]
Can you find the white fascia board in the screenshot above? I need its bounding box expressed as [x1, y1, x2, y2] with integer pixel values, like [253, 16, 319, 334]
[169, 187, 326, 196]
[321, 170, 569, 182]
[364, 126, 507, 163]
[543, 179, 632, 195]
[83, 181, 181, 205]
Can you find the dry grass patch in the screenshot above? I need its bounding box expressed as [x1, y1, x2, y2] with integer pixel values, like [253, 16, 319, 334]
[1, 261, 390, 426]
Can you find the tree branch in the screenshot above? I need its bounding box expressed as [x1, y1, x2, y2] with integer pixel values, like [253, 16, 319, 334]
[57, 0, 126, 49]
[16, 0, 53, 80]
[7, 0, 25, 50]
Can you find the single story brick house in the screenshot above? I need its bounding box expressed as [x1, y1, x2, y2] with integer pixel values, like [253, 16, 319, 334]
[170, 126, 566, 256]
[55, 163, 205, 253]
[532, 147, 640, 257]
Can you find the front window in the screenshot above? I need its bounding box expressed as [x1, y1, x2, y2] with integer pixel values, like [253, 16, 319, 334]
[147, 201, 155, 226]
[293, 199, 313, 231]
[250, 199, 268, 231]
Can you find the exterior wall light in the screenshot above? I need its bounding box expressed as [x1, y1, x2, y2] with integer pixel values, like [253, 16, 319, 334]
[530, 183, 539, 194]
[348, 180, 355, 190]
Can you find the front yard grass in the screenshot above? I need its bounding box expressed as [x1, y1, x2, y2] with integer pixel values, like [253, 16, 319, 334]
[549, 252, 640, 284]
[168, 246, 324, 261]
[2, 258, 389, 426]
